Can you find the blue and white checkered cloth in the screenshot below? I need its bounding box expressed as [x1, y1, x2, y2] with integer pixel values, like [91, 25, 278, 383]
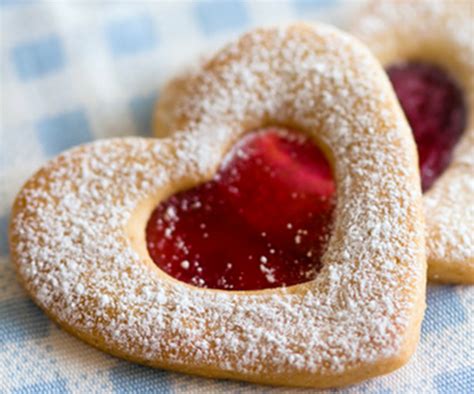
[1, 1, 473, 392]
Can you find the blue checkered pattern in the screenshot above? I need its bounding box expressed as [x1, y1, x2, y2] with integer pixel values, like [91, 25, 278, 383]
[36, 110, 93, 155]
[194, 0, 249, 35]
[105, 14, 158, 56]
[11, 34, 65, 81]
[1, 1, 473, 393]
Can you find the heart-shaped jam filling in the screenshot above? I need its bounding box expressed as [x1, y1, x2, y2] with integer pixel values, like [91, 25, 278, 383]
[146, 128, 336, 290]
[386, 62, 466, 191]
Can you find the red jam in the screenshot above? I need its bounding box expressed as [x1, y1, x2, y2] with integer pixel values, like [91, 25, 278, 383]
[146, 129, 335, 290]
[387, 62, 466, 191]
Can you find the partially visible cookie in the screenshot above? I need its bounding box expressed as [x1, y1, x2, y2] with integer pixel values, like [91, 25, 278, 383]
[351, 0, 474, 284]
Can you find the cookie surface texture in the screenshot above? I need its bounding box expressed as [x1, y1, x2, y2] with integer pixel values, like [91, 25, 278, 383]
[11, 24, 426, 388]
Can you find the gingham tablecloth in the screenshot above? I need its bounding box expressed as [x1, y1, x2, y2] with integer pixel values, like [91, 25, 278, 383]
[0, 1, 473, 392]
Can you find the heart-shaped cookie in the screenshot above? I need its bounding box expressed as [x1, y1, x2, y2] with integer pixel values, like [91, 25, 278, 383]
[351, 0, 474, 283]
[10, 23, 425, 388]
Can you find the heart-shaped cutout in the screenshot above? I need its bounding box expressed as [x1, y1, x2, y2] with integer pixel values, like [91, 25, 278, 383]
[146, 127, 335, 290]
[10, 24, 426, 388]
[386, 62, 466, 192]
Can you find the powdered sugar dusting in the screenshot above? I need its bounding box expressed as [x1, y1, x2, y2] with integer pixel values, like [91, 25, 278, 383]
[10, 24, 425, 384]
[352, 0, 474, 70]
[425, 168, 474, 263]
[352, 0, 474, 279]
